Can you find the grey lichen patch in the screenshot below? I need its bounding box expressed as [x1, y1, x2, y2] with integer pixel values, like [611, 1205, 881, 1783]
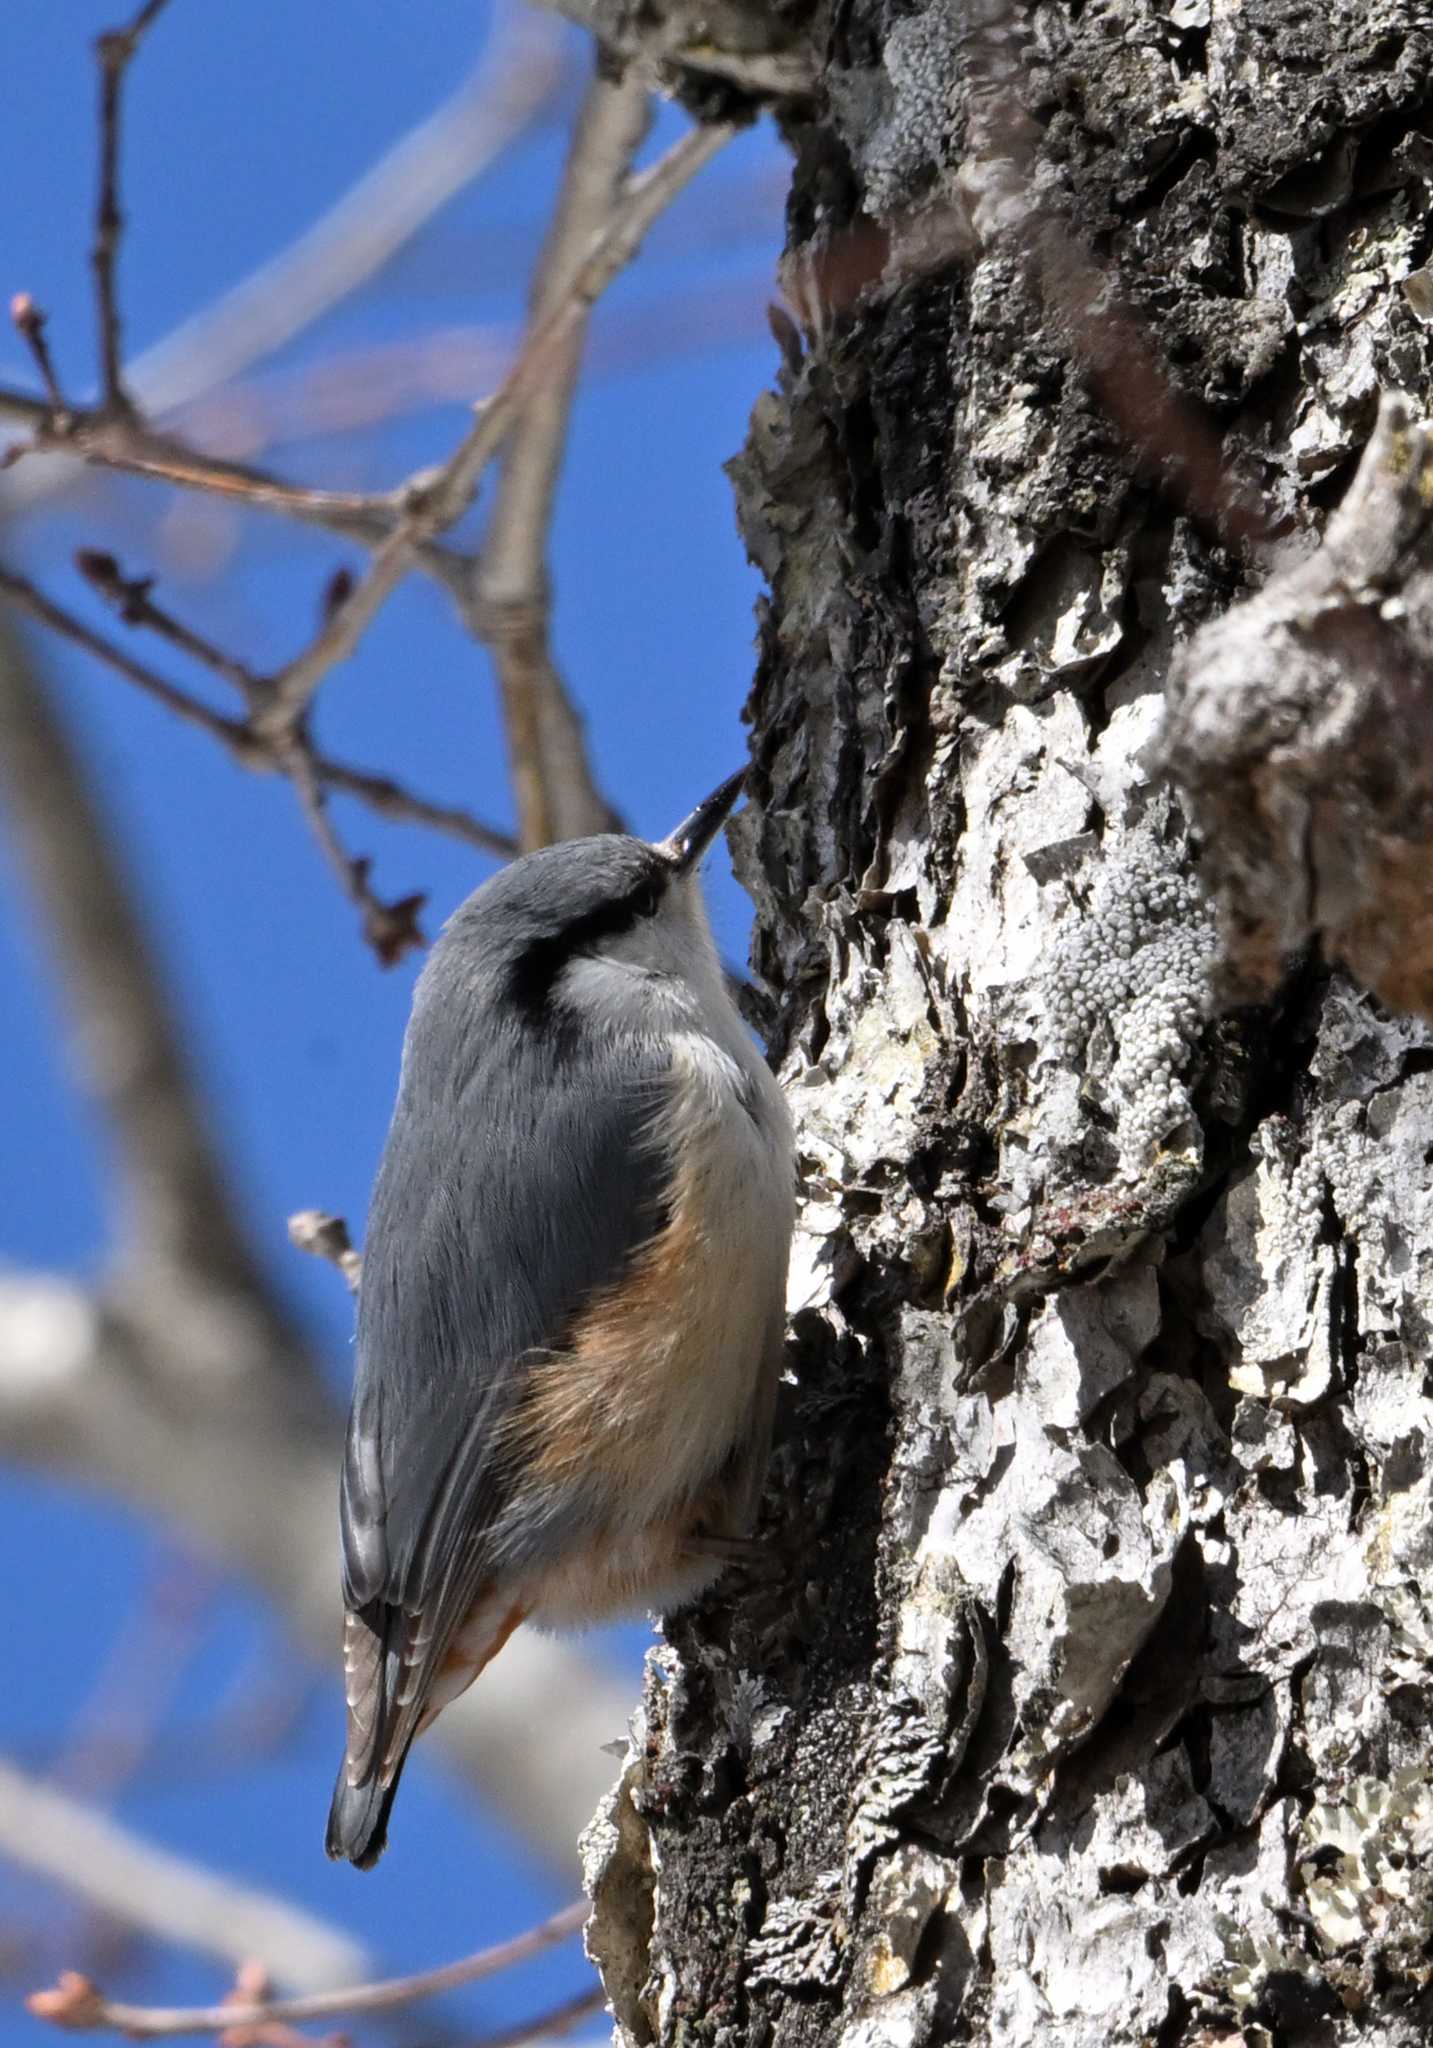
[1024, 833, 1216, 1181]
[829, 3, 963, 219]
[1300, 1771, 1433, 1961]
[746, 1880, 845, 1994]
[986, 1845, 1181, 2047]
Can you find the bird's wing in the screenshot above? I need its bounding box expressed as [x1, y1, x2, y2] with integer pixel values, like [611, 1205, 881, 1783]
[336, 1016, 672, 1790]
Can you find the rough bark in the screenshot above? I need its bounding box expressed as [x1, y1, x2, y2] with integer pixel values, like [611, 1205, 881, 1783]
[583, 1, 1433, 2042]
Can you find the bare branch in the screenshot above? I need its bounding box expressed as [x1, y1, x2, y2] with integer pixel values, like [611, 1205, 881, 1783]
[287, 1210, 361, 1293]
[29, 1902, 587, 2038]
[92, 0, 173, 411]
[0, 564, 516, 855]
[63, 548, 436, 955]
[0, 559, 254, 748]
[122, 7, 566, 424]
[0, 1755, 369, 1994]
[254, 114, 736, 742]
[471, 72, 644, 850]
[0, 393, 418, 547]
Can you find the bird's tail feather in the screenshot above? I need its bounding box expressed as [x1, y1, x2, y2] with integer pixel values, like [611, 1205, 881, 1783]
[325, 1749, 409, 1868]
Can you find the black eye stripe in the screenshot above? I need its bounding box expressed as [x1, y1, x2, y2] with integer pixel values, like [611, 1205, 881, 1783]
[507, 867, 667, 1015]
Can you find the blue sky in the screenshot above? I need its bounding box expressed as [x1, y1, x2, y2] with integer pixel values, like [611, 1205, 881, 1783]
[0, 3, 784, 2037]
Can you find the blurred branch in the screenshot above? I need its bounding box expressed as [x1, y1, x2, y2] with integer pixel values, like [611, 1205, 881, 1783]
[92, 0, 173, 411]
[0, 1755, 369, 1994]
[253, 112, 735, 744]
[52, 1555, 212, 1806]
[0, 603, 280, 1287]
[287, 1210, 362, 1293]
[470, 72, 646, 849]
[458, 1986, 605, 2048]
[29, 1902, 586, 2037]
[0, 623, 633, 1861]
[10, 1672, 321, 1790]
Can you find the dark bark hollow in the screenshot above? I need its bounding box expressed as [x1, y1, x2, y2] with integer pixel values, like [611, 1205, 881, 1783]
[584, 4, 1433, 2042]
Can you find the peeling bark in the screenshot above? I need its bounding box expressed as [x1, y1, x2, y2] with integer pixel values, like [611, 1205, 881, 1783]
[584, 0, 1433, 2040]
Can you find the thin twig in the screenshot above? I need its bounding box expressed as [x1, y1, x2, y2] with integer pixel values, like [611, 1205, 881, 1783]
[93, 0, 172, 411]
[306, 752, 512, 854]
[9, 297, 69, 417]
[28, 1901, 588, 2038]
[471, 72, 644, 849]
[283, 741, 428, 965]
[76, 549, 260, 695]
[253, 115, 735, 742]
[0, 562, 515, 855]
[464, 1985, 606, 2048]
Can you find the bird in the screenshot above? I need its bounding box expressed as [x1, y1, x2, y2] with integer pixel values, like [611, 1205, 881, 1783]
[326, 769, 796, 1867]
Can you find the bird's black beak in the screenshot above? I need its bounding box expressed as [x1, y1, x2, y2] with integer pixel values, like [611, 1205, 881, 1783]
[658, 768, 747, 875]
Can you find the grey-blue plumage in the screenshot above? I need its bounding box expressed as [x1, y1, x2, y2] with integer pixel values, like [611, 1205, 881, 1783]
[328, 787, 795, 1868]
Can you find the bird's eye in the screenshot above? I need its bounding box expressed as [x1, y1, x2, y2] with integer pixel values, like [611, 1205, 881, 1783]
[632, 877, 662, 919]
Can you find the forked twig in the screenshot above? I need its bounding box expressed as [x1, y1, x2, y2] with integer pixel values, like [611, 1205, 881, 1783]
[93, 0, 173, 410]
[254, 115, 735, 742]
[0, 563, 515, 858]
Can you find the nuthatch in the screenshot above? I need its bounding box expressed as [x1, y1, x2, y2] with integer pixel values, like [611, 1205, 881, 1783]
[326, 770, 795, 1867]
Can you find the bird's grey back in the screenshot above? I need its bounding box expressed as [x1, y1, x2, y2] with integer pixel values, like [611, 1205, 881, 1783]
[340, 848, 674, 1614]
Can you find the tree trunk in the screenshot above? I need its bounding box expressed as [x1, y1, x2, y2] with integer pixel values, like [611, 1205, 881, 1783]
[584, 2, 1433, 2041]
